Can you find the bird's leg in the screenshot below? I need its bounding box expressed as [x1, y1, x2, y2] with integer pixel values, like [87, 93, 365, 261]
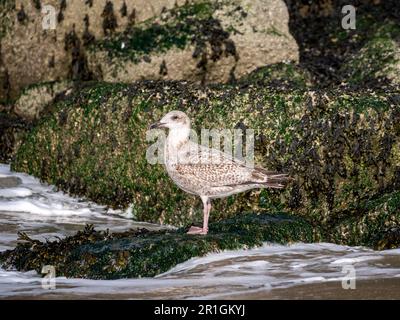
[201, 199, 211, 234]
[187, 197, 210, 235]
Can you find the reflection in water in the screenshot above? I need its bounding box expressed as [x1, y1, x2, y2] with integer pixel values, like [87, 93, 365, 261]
[0, 164, 400, 299]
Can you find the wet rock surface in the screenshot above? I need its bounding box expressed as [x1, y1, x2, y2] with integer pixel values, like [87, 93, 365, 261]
[0, 111, 30, 163]
[0, 176, 21, 188]
[0, 213, 314, 279]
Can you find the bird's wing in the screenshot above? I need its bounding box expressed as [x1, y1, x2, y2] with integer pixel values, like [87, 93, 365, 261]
[187, 142, 247, 165]
[174, 142, 287, 187]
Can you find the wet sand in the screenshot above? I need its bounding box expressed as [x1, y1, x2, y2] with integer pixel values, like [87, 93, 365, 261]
[227, 277, 400, 299]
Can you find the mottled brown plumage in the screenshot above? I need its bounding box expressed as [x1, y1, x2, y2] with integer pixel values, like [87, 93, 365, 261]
[150, 111, 290, 235]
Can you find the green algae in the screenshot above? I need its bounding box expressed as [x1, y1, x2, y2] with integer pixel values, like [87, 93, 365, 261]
[0, 212, 314, 279]
[91, 1, 217, 62]
[239, 62, 312, 89]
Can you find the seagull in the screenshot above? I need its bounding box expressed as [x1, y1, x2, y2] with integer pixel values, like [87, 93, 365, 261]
[150, 110, 291, 235]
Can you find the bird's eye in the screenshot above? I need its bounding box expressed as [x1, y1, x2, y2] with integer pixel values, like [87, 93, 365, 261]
[172, 115, 179, 120]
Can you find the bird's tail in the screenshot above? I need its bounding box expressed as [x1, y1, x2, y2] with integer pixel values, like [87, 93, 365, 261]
[253, 167, 293, 189]
[264, 173, 292, 189]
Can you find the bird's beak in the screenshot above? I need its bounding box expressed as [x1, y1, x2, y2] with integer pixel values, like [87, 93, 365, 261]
[149, 121, 166, 129]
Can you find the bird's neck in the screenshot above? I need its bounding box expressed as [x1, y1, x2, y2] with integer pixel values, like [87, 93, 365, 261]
[166, 127, 190, 150]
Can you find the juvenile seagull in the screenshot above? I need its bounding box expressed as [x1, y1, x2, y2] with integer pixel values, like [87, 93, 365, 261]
[150, 110, 291, 235]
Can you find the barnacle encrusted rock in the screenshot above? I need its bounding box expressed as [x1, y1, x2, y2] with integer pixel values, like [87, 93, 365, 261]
[10, 78, 400, 248]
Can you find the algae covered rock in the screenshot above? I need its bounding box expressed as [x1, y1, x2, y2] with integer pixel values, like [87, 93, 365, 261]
[285, 0, 400, 87]
[339, 21, 400, 86]
[239, 62, 312, 89]
[0, 0, 188, 99]
[10, 80, 400, 238]
[0, 0, 298, 101]
[87, 0, 298, 84]
[325, 190, 400, 247]
[0, 213, 314, 279]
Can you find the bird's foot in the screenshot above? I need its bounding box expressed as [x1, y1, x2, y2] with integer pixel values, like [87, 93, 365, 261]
[187, 226, 208, 235]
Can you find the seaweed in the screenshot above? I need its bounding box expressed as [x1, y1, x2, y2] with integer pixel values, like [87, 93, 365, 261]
[102, 1, 118, 36]
[0, 213, 315, 279]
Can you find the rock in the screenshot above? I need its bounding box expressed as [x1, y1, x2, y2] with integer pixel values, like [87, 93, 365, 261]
[285, 0, 400, 87]
[13, 81, 72, 121]
[339, 21, 400, 86]
[375, 226, 400, 250]
[0, 0, 192, 99]
[0, 111, 29, 163]
[10, 79, 400, 249]
[239, 62, 312, 89]
[0, 63, 10, 104]
[0, 213, 314, 279]
[0, 176, 22, 188]
[0, 0, 298, 100]
[326, 190, 400, 248]
[88, 0, 298, 84]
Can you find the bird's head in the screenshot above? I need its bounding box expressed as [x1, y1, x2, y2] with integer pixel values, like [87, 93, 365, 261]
[149, 110, 191, 131]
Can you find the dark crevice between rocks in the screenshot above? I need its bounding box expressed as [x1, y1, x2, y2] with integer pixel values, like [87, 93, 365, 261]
[283, 0, 400, 89]
[0, 111, 31, 163]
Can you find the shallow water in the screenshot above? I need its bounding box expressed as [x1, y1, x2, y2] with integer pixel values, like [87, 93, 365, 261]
[0, 164, 399, 299]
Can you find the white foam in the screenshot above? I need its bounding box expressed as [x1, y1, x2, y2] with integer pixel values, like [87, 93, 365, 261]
[331, 256, 383, 265]
[0, 187, 33, 198]
[0, 199, 94, 216]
